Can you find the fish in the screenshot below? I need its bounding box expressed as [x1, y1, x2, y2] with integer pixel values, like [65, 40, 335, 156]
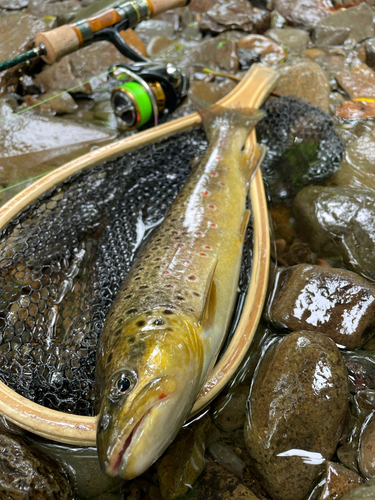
[95, 101, 265, 479]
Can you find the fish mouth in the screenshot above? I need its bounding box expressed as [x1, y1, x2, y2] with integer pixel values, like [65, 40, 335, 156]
[109, 396, 169, 476]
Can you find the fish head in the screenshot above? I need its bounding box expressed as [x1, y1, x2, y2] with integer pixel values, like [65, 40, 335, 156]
[96, 308, 203, 479]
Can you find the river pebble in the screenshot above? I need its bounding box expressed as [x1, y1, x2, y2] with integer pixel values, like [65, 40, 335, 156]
[245, 331, 349, 500]
[266, 264, 375, 349]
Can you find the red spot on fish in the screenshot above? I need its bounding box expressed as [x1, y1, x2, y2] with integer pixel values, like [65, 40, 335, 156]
[210, 223, 217, 228]
[202, 190, 210, 196]
[210, 172, 217, 177]
[163, 270, 169, 275]
[219, 182, 225, 186]
[200, 252, 207, 257]
[176, 244, 183, 248]
[209, 205, 216, 210]
[159, 393, 167, 400]
[205, 245, 211, 250]
[181, 203, 186, 207]
[196, 232, 203, 237]
[216, 156, 221, 160]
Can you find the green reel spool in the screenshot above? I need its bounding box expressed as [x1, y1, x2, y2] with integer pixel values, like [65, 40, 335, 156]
[111, 81, 153, 129]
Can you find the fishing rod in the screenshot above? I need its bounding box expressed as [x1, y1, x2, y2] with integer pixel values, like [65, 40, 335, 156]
[0, 0, 190, 130]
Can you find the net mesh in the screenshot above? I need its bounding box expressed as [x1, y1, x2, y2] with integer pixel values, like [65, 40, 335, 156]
[257, 96, 344, 201]
[0, 97, 343, 416]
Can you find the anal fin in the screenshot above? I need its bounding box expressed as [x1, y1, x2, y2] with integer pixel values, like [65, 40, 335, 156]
[241, 144, 266, 185]
[199, 258, 217, 325]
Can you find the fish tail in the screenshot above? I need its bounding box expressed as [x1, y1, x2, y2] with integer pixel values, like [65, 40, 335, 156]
[190, 94, 265, 142]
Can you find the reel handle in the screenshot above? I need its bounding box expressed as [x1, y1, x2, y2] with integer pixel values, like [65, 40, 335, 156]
[35, 0, 189, 64]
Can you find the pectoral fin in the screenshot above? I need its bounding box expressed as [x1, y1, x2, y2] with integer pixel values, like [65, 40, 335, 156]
[241, 144, 266, 184]
[240, 209, 251, 243]
[200, 258, 217, 325]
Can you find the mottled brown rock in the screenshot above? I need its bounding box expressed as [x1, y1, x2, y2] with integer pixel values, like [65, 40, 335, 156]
[318, 462, 364, 499]
[340, 476, 375, 498]
[199, 0, 270, 34]
[189, 80, 237, 104]
[197, 461, 260, 500]
[313, 3, 375, 45]
[27, 0, 81, 18]
[0, 433, 73, 499]
[0, 13, 52, 96]
[344, 352, 375, 393]
[335, 100, 375, 120]
[213, 386, 249, 432]
[245, 331, 349, 500]
[156, 414, 210, 500]
[336, 71, 375, 100]
[273, 60, 330, 112]
[265, 27, 310, 54]
[359, 413, 375, 478]
[213, 38, 239, 72]
[282, 239, 315, 266]
[272, 0, 332, 29]
[266, 264, 375, 349]
[238, 34, 285, 65]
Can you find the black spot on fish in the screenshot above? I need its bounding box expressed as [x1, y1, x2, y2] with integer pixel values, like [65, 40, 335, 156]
[128, 336, 135, 343]
[136, 320, 145, 327]
[124, 294, 132, 299]
[188, 276, 196, 281]
[145, 255, 150, 259]
[154, 319, 164, 326]
[164, 310, 173, 315]
[127, 308, 137, 314]
[134, 277, 141, 281]
[193, 292, 201, 297]
[166, 328, 173, 332]
[139, 285, 148, 289]
[145, 311, 152, 316]
[176, 296, 185, 301]
[107, 353, 113, 364]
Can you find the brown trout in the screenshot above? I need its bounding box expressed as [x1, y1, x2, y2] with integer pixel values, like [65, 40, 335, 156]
[95, 103, 264, 479]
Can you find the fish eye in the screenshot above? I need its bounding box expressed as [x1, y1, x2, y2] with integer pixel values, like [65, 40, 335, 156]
[115, 371, 137, 395]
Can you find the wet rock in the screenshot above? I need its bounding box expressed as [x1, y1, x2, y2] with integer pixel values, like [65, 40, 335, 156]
[238, 34, 285, 65]
[213, 38, 239, 72]
[0, 0, 28, 8]
[0, 433, 73, 499]
[27, 0, 81, 18]
[318, 462, 364, 499]
[30, 439, 120, 499]
[35, 41, 131, 94]
[272, 0, 332, 30]
[345, 352, 375, 393]
[135, 19, 176, 45]
[266, 264, 375, 349]
[359, 413, 375, 478]
[245, 331, 349, 500]
[213, 386, 249, 432]
[197, 461, 260, 500]
[0, 13, 53, 96]
[156, 414, 210, 500]
[293, 186, 375, 282]
[282, 239, 316, 266]
[364, 38, 375, 69]
[340, 476, 375, 498]
[303, 48, 326, 61]
[313, 4, 375, 46]
[199, 0, 270, 34]
[189, 80, 237, 104]
[189, 0, 217, 12]
[208, 441, 247, 478]
[333, 128, 375, 191]
[0, 111, 115, 186]
[264, 27, 310, 54]
[336, 71, 375, 100]
[147, 36, 175, 56]
[24, 90, 78, 115]
[335, 100, 375, 120]
[273, 60, 330, 112]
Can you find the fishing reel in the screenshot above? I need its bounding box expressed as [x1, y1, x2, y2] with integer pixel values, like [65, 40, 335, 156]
[109, 61, 189, 130]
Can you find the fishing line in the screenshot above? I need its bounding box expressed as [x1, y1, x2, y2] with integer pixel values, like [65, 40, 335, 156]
[0, 170, 55, 193]
[0, 69, 112, 125]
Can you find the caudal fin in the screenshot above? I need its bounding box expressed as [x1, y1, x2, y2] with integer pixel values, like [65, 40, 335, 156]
[190, 94, 265, 142]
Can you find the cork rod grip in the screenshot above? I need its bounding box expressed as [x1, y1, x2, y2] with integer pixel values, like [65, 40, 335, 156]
[35, 25, 80, 64]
